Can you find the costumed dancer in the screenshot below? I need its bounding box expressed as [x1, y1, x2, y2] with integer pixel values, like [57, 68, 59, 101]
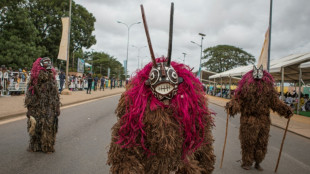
[107, 3, 215, 173]
[225, 64, 293, 170]
[25, 57, 60, 153]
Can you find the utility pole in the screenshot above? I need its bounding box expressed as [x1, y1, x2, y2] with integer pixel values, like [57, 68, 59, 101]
[117, 21, 141, 79]
[191, 32, 206, 82]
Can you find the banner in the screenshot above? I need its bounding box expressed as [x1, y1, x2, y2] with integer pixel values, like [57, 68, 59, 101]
[108, 67, 111, 78]
[77, 58, 85, 73]
[257, 28, 269, 70]
[85, 63, 92, 73]
[123, 60, 127, 76]
[197, 66, 201, 80]
[58, 17, 70, 61]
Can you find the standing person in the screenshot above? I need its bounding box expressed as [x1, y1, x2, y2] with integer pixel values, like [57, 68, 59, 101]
[87, 74, 93, 94]
[0, 67, 2, 95]
[94, 75, 98, 91]
[25, 57, 60, 153]
[110, 77, 113, 90]
[113, 77, 116, 88]
[108, 3, 215, 173]
[100, 76, 105, 91]
[225, 65, 293, 171]
[59, 71, 65, 93]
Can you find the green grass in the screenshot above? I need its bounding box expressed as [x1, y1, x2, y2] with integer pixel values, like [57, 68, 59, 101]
[294, 111, 310, 117]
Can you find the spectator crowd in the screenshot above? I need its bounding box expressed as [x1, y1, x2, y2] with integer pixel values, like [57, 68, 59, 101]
[0, 64, 125, 96]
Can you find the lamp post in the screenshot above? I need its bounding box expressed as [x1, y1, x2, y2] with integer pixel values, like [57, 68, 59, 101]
[191, 33, 206, 81]
[182, 52, 187, 63]
[132, 45, 147, 69]
[117, 21, 141, 79]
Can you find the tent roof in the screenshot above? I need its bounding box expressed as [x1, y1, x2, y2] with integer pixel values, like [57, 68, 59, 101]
[209, 65, 252, 79]
[269, 53, 310, 73]
[300, 61, 310, 69]
[209, 52, 310, 83]
[269, 53, 310, 82]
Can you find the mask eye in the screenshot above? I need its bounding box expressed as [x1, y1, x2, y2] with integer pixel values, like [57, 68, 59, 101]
[167, 68, 178, 84]
[149, 68, 159, 85]
[252, 70, 257, 78]
[258, 70, 263, 79]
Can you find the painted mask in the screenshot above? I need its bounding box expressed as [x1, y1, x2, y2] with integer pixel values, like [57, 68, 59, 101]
[148, 62, 181, 100]
[252, 65, 263, 79]
[141, 3, 183, 101]
[40, 57, 52, 70]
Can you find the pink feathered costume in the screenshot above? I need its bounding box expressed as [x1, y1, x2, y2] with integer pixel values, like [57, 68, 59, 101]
[107, 58, 215, 174]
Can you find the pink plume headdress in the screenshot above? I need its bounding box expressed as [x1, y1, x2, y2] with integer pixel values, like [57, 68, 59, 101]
[28, 57, 56, 94]
[116, 57, 214, 158]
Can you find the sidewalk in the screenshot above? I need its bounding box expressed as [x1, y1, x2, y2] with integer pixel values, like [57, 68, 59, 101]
[1, 89, 309, 139]
[0, 88, 125, 120]
[206, 94, 310, 139]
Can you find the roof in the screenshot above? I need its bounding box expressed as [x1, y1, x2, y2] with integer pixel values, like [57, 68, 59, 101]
[208, 52, 310, 83]
[269, 53, 310, 82]
[269, 53, 310, 73]
[209, 65, 252, 79]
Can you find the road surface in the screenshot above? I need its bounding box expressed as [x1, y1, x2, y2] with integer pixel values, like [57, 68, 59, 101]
[0, 95, 309, 173]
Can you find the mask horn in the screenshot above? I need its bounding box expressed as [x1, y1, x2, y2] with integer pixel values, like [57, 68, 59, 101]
[140, 5, 157, 67]
[167, 2, 174, 67]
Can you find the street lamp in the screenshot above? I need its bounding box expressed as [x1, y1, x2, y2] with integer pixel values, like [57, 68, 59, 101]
[132, 45, 147, 69]
[191, 33, 206, 81]
[117, 21, 141, 79]
[182, 52, 187, 63]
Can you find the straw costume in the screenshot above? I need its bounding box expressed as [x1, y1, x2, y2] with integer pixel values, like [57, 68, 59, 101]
[225, 65, 293, 170]
[25, 57, 60, 153]
[107, 3, 215, 174]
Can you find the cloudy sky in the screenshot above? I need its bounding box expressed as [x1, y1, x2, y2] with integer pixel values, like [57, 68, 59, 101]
[75, 0, 310, 75]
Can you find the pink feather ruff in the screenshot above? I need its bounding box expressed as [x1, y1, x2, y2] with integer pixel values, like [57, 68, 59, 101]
[234, 69, 275, 99]
[28, 58, 56, 94]
[116, 57, 214, 158]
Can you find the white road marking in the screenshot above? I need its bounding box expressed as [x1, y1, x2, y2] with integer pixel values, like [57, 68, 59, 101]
[0, 117, 25, 125]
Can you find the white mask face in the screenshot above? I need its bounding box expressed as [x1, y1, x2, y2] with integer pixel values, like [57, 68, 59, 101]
[252, 65, 263, 79]
[149, 62, 179, 100]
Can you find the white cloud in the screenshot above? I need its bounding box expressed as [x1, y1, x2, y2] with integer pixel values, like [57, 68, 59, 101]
[75, 0, 310, 75]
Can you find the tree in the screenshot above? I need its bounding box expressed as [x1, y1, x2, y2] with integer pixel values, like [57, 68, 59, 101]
[0, 0, 46, 69]
[27, 0, 96, 66]
[202, 45, 255, 73]
[85, 51, 125, 79]
[0, 0, 96, 69]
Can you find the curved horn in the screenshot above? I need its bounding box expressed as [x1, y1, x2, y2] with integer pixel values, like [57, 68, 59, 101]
[140, 5, 157, 67]
[167, 2, 174, 66]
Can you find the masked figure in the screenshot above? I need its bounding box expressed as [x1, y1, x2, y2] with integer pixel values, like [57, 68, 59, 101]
[107, 3, 215, 174]
[25, 57, 60, 153]
[225, 65, 293, 170]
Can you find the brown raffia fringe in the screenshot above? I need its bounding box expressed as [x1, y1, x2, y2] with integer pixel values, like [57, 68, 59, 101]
[225, 80, 292, 167]
[108, 86, 215, 174]
[25, 71, 60, 153]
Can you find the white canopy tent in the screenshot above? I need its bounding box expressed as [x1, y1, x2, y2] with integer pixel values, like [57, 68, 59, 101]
[207, 52, 310, 101]
[209, 52, 310, 80]
[297, 61, 310, 114]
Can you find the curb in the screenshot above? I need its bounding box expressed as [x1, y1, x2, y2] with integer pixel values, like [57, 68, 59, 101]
[0, 92, 123, 122]
[208, 101, 310, 140]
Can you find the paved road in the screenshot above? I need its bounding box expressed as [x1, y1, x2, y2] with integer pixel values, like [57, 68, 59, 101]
[0, 95, 309, 174]
[211, 104, 310, 174]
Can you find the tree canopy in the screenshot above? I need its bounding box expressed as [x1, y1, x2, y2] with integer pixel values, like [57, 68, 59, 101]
[83, 51, 125, 79]
[201, 45, 255, 73]
[0, 0, 96, 69]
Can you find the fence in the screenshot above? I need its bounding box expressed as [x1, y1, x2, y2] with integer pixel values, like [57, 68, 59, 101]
[1, 71, 29, 96]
